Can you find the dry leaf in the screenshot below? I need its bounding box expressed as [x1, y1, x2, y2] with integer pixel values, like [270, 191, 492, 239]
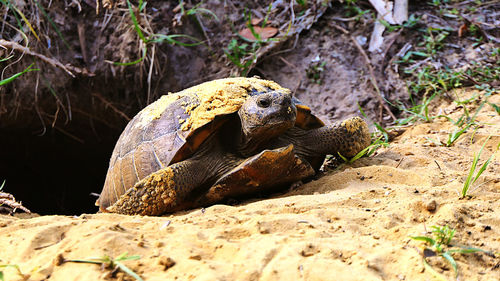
[251, 18, 263, 25]
[239, 26, 278, 41]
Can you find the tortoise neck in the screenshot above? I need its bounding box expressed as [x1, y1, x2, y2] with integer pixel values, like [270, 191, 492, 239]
[237, 129, 265, 158]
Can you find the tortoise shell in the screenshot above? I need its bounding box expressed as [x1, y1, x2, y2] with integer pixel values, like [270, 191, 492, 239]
[97, 77, 323, 209]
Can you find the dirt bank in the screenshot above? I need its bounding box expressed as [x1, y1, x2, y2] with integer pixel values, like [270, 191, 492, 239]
[1, 88, 498, 281]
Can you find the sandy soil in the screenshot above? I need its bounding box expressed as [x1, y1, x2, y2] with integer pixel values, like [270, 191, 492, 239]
[1, 88, 499, 280]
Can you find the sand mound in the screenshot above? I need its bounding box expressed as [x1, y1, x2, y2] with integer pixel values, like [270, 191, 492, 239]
[1, 88, 499, 281]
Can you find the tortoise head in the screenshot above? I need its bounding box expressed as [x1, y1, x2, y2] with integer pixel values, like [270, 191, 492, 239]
[237, 90, 297, 156]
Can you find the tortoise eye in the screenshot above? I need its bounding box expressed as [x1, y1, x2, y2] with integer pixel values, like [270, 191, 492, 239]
[257, 97, 271, 108]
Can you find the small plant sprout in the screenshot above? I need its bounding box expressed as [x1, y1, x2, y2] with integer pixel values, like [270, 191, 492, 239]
[460, 136, 499, 198]
[224, 4, 281, 76]
[0, 264, 28, 281]
[357, 103, 390, 142]
[112, 0, 202, 66]
[65, 252, 143, 281]
[306, 59, 327, 84]
[411, 225, 495, 280]
[338, 137, 388, 163]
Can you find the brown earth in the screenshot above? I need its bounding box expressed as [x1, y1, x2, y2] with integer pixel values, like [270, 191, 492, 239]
[1, 0, 498, 215]
[1, 88, 498, 281]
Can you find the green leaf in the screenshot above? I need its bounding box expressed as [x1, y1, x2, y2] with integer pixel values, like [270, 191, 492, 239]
[488, 102, 500, 115]
[150, 34, 202, 46]
[446, 123, 471, 146]
[441, 252, 458, 277]
[111, 47, 147, 66]
[33, 0, 72, 50]
[0, 55, 14, 62]
[448, 246, 492, 255]
[116, 262, 144, 281]
[0, 63, 39, 86]
[410, 236, 436, 246]
[126, 0, 146, 42]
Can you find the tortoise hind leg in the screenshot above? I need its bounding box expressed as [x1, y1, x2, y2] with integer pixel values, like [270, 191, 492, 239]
[187, 144, 315, 208]
[105, 138, 241, 215]
[105, 159, 205, 215]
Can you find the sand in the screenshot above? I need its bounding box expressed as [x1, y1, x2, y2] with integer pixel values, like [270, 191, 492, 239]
[1, 88, 499, 281]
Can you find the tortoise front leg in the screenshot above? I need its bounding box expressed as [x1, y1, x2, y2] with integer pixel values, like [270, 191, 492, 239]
[278, 116, 371, 160]
[187, 144, 315, 208]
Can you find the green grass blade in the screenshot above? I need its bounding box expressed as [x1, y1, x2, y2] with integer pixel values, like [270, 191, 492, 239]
[0, 264, 24, 281]
[11, 4, 40, 41]
[0, 180, 5, 190]
[448, 247, 493, 255]
[116, 262, 144, 281]
[446, 123, 471, 146]
[151, 34, 202, 46]
[2, 0, 23, 31]
[112, 47, 147, 66]
[461, 152, 478, 198]
[488, 102, 500, 115]
[187, 7, 219, 21]
[33, 0, 72, 51]
[337, 152, 349, 162]
[441, 252, 458, 277]
[115, 253, 140, 262]
[410, 236, 436, 245]
[471, 154, 493, 185]
[0, 55, 14, 62]
[64, 258, 105, 265]
[0, 63, 39, 86]
[126, 0, 146, 43]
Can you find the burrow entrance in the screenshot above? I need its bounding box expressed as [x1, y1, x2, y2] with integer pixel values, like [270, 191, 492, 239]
[1, 125, 120, 215]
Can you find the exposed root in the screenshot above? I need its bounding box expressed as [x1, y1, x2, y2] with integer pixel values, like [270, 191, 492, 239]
[328, 23, 397, 122]
[0, 192, 31, 214]
[0, 39, 80, 77]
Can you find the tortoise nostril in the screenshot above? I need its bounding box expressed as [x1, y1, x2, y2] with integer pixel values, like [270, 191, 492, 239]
[257, 96, 271, 108]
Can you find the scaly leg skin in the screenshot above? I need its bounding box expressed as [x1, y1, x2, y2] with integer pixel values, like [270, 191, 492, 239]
[277, 116, 371, 161]
[105, 140, 241, 216]
[0, 192, 31, 214]
[106, 161, 202, 215]
[187, 145, 315, 208]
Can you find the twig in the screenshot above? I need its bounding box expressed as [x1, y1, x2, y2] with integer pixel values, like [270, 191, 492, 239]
[329, 23, 397, 121]
[92, 93, 131, 121]
[0, 39, 76, 78]
[77, 21, 88, 65]
[368, 15, 386, 53]
[331, 16, 362, 22]
[393, 0, 408, 24]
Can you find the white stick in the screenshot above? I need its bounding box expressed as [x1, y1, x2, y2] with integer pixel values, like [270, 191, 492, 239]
[369, 0, 396, 24]
[368, 17, 386, 53]
[393, 0, 408, 24]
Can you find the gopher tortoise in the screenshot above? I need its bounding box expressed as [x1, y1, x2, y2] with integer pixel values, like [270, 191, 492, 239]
[97, 77, 370, 215]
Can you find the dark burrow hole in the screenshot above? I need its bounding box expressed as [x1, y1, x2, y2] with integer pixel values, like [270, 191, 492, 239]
[0, 125, 120, 215]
